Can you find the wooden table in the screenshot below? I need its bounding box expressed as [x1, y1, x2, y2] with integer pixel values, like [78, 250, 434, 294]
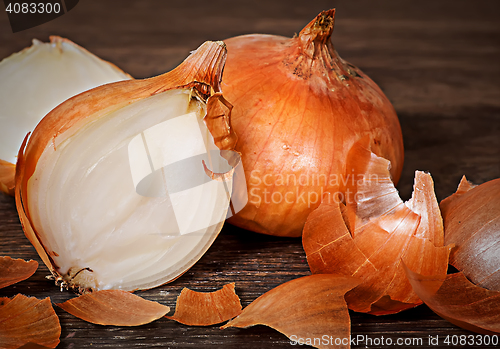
[1, 0, 499, 348]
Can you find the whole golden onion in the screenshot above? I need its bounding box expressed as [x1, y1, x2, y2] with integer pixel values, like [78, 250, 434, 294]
[222, 9, 404, 237]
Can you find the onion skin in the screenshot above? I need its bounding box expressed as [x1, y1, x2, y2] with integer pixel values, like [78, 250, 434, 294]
[303, 138, 450, 314]
[405, 265, 500, 334]
[0, 256, 38, 289]
[440, 177, 500, 291]
[0, 295, 61, 349]
[166, 283, 242, 326]
[0, 159, 15, 196]
[222, 9, 404, 237]
[222, 275, 359, 349]
[56, 290, 170, 326]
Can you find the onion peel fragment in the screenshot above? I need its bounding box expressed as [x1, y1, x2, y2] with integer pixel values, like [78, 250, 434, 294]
[440, 176, 500, 291]
[166, 283, 242, 326]
[0, 256, 38, 289]
[404, 265, 500, 334]
[222, 275, 359, 349]
[0, 294, 61, 349]
[303, 139, 452, 314]
[0, 159, 15, 195]
[56, 290, 170, 326]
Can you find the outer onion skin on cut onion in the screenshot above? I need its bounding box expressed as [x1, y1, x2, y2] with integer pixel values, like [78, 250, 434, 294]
[0, 36, 132, 196]
[15, 41, 239, 293]
[222, 9, 404, 237]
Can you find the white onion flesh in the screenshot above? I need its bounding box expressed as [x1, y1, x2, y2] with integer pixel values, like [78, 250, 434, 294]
[27, 89, 233, 291]
[0, 37, 131, 165]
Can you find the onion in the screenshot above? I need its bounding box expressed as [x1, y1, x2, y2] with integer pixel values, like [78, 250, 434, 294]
[0, 36, 132, 195]
[222, 9, 404, 236]
[15, 41, 240, 293]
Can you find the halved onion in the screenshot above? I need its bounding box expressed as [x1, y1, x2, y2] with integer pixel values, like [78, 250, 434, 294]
[0, 36, 132, 195]
[16, 41, 241, 293]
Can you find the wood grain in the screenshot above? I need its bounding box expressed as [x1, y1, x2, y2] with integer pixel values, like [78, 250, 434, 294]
[1, 0, 499, 348]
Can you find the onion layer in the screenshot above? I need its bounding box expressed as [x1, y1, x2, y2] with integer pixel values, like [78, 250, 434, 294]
[16, 41, 239, 292]
[0, 36, 131, 195]
[222, 9, 404, 236]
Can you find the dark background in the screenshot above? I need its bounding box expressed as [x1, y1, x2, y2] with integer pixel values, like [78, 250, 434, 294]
[1, 0, 499, 348]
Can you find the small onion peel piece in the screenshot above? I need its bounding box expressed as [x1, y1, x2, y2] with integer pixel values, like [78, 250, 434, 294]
[222, 275, 360, 349]
[56, 290, 170, 326]
[303, 139, 452, 314]
[0, 295, 61, 349]
[404, 265, 500, 334]
[166, 283, 242, 326]
[0, 256, 38, 289]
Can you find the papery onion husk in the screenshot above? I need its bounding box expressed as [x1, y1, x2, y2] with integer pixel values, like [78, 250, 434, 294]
[0, 36, 132, 196]
[0, 256, 38, 289]
[440, 176, 500, 291]
[302, 138, 451, 314]
[404, 265, 500, 334]
[222, 9, 404, 237]
[222, 275, 359, 349]
[0, 294, 61, 349]
[15, 41, 240, 293]
[166, 283, 242, 326]
[57, 290, 170, 326]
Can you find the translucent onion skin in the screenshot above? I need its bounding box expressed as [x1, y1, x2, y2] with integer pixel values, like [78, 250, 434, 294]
[0, 36, 132, 196]
[222, 9, 404, 237]
[440, 177, 500, 291]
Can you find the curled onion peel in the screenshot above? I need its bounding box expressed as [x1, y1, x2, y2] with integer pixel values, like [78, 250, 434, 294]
[223, 9, 404, 237]
[403, 177, 500, 334]
[441, 177, 500, 291]
[0, 36, 132, 195]
[16, 41, 242, 293]
[303, 139, 451, 314]
[405, 266, 500, 334]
